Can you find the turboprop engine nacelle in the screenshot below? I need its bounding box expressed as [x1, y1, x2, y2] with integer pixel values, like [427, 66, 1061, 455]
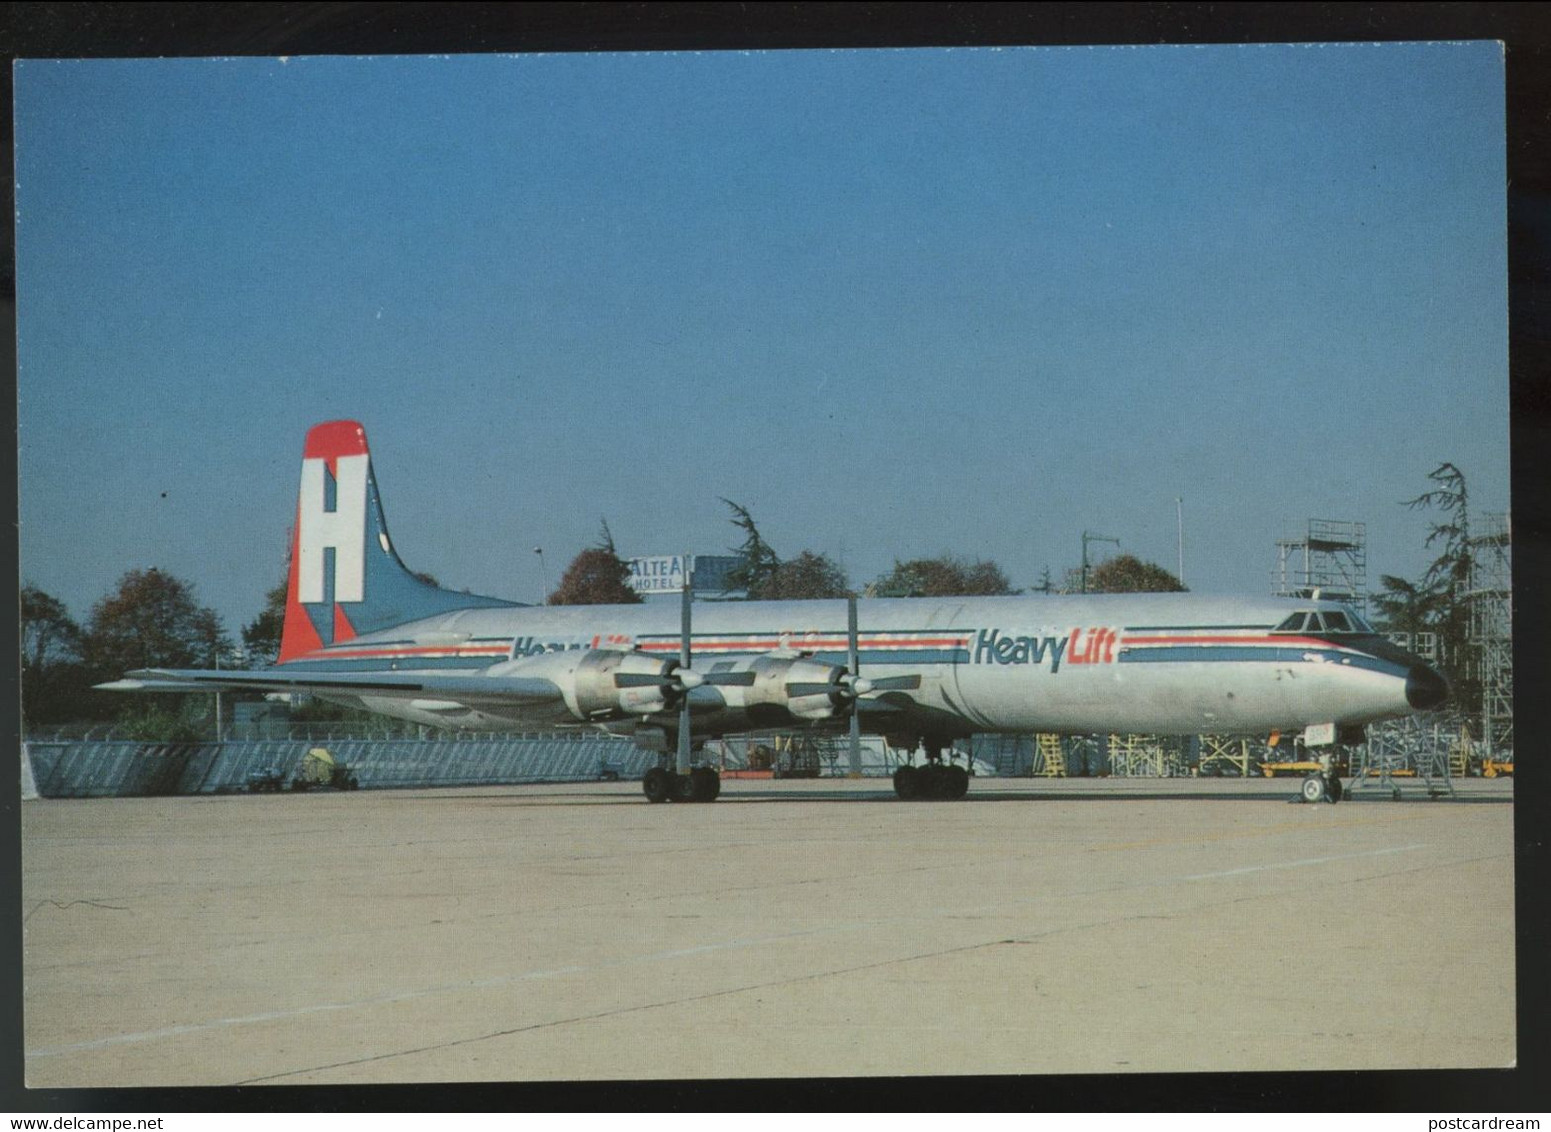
[741, 653, 849, 723]
[489, 649, 678, 720]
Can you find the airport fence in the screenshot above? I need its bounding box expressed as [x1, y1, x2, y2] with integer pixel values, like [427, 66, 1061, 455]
[22, 735, 651, 798]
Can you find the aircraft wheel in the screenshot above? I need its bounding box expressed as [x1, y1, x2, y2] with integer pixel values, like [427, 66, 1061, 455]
[691, 767, 720, 803]
[642, 767, 671, 804]
[1326, 776, 1343, 804]
[1300, 774, 1326, 804]
[945, 765, 970, 801]
[668, 772, 700, 803]
[893, 765, 921, 801]
[918, 764, 947, 801]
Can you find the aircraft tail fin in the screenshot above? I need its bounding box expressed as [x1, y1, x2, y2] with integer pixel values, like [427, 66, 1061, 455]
[278, 420, 518, 663]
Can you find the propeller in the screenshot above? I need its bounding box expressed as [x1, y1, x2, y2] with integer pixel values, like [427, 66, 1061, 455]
[785, 595, 920, 775]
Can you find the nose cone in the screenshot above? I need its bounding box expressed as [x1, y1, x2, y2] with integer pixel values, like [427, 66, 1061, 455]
[1405, 665, 1450, 711]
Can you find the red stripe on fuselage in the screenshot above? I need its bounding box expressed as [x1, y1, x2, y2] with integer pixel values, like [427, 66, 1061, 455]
[636, 636, 969, 652]
[290, 645, 511, 662]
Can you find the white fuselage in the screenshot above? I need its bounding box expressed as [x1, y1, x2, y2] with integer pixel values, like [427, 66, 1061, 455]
[280, 592, 1428, 739]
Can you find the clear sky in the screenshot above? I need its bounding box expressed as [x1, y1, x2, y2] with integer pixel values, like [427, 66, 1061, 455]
[16, 43, 1508, 635]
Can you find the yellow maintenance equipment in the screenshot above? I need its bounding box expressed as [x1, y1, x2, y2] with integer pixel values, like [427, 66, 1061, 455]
[1035, 733, 1067, 777]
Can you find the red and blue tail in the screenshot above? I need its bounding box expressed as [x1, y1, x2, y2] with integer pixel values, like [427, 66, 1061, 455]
[278, 421, 517, 663]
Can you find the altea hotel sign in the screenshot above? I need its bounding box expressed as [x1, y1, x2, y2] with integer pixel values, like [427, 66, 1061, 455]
[627, 555, 693, 594]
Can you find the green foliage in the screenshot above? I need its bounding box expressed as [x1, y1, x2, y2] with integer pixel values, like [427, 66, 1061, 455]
[20, 584, 89, 728]
[872, 556, 1015, 598]
[722, 499, 782, 597]
[754, 550, 851, 600]
[84, 568, 232, 680]
[547, 522, 642, 605]
[1371, 574, 1446, 636]
[242, 580, 288, 668]
[1085, 555, 1187, 594]
[113, 703, 208, 743]
[1398, 462, 1476, 697]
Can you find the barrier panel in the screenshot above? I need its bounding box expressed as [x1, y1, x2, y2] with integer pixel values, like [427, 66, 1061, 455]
[22, 736, 651, 798]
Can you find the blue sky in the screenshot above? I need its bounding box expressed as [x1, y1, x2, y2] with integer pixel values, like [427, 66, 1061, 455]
[16, 44, 1507, 634]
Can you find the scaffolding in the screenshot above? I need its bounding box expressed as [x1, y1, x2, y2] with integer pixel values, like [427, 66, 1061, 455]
[1273, 519, 1368, 613]
[1196, 735, 1257, 777]
[1033, 733, 1067, 777]
[1106, 734, 1186, 777]
[1349, 716, 1455, 799]
[1470, 512, 1513, 761]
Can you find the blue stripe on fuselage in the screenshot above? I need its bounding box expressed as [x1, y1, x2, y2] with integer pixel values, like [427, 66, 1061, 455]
[1118, 645, 1407, 677]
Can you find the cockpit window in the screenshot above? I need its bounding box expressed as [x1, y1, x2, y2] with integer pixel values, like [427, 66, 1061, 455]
[1275, 609, 1369, 634]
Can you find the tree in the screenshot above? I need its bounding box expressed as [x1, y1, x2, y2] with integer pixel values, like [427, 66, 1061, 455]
[754, 550, 851, 600]
[242, 579, 288, 668]
[82, 568, 233, 679]
[872, 556, 1016, 598]
[1400, 462, 1476, 698]
[1371, 574, 1446, 637]
[722, 499, 782, 597]
[1405, 464, 1472, 664]
[20, 584, 87, 728]
[22, 584, 81, 673]
[1085, 554, 1187, 594]
[547, 521, 642, 606]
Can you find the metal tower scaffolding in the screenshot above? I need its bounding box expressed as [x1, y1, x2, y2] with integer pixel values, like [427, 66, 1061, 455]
[1106, 734, 1186, 777]
[1196, 735, 1257, 777]
[1470, 512, 1513, 761]
[1349, 716, 1455, 799]
[1273, 519, 1368, 613]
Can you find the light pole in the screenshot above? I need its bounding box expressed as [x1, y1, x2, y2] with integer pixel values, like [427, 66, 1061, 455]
[1081, 531, 1120, 594]
[533, 546, 548, 604]
[1175, 497, 1185, 586]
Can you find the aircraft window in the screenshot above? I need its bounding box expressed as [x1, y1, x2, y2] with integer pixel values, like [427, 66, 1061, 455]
[1273, 613, 1308, 633]
[1322, 611, 1351, 633]
[1348, 612, 1374, 633]
[1306, 612, 1326, 632]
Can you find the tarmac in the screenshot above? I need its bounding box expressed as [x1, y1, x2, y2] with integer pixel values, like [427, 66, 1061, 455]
[21, 775, 1516, 1087]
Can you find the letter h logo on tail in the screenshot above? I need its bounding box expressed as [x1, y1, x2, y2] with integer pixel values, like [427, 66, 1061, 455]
[277, 419, 519, 665]
[296, 452, 367, 604]
[280, 421, 371, 662]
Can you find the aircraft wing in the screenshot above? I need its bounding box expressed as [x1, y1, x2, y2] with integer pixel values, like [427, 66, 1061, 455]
[97, 667, 564, 706]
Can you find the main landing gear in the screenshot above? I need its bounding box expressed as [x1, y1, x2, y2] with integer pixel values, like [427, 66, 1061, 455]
[642, 764, 721, 804]
[892, 738, 970, 801]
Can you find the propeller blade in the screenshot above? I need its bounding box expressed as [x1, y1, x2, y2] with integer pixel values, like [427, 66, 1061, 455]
[847, 594, 862, 778]
[702, 670, 756, 687]
[850, 698, 862, 777]
[614, 673, 673, 688]
[786, 682, 843, 698]
[680, 571, 692, 670]
[848, 594, 859, 677]
[677, 699, 691, 775]
[677, 556, 693, 776]
[865, 675, 922, 692]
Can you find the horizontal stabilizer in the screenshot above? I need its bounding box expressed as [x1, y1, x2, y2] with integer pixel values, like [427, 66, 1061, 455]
[99, 667, 563, 705]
